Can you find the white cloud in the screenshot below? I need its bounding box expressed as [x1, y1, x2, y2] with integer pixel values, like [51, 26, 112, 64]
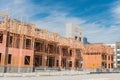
[111, 0, 120, 24]
[83, 23, 120, 43]
[0, 0, 28, 18]
[0, 0, 44, 20]
[113, 6, 120, 16]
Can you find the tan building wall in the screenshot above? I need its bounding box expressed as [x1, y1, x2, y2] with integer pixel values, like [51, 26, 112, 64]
[83, 44, 114, 69]
[83, 55, 102, 69]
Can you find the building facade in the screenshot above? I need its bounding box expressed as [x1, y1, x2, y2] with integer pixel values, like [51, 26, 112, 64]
[116, 42, 120, 68]
[107, 43, 120, 69]
[0, 14, 114, 73]
[106, 44, 117, 68]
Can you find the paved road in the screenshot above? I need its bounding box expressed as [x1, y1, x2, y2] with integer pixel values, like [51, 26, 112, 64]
[0, 73, 120, 80]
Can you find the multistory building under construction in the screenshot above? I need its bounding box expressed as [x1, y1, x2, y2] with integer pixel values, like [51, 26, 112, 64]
[0, 14, 113, 73]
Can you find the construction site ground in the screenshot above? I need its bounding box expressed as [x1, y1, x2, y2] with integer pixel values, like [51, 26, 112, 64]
[0, 71, 119, 80]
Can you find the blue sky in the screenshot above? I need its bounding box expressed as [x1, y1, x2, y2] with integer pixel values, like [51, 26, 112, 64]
[0, 0, 120, 43]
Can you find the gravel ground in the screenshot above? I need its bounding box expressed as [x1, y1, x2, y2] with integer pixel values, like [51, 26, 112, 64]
[0, 73, 120, 80]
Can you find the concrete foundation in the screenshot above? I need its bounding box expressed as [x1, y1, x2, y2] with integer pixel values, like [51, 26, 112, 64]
[0, 66, 5, 73]
[0, 66, 33, 73]
[18, 67, 33, 73]
[6, 66, 18, 73]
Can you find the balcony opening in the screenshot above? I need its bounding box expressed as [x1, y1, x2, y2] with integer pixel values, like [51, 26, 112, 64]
[34, 42, 44, 52]
[111, 56, 113, 61]
[108, 56, 110, 60]
[8, 54, 12, 64]
[76, 50, 80, 56]
[62, 48, 68, 56]
[39, 43, 44, 52]
[69, 61, 72, 67]
[45, 45, 48, 53]
[57, 47, 59, 54]
[61, 58, 66, 68]
[48, 44, 54, 53]
[102, 62, 104, 67]
[75, 36, 77, 40]
[10, 36, 13, 46]
[108, 64, 110, 68]
[105, 55, 107, 60]
[75, 60, 79, 68]
[56, 60, 59, 67]
[34, 56, 42, 67]
[16, 36, 20, 48]
[105, 63, 107, 68]
[7, 36, 13, 47]
[111, 63, 113, 68]
[34, 57, 39, 67]
[70, 50, 72, 56]
[46, 56, 55, 68]
[34, 42, 40, 52]
[0, 33, 3, 43]
[25, 39, 31, 49]
[24, 56, 30, 65]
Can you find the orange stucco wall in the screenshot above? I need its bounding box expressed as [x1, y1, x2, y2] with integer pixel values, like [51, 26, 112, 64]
[83, 55, 102, 69]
